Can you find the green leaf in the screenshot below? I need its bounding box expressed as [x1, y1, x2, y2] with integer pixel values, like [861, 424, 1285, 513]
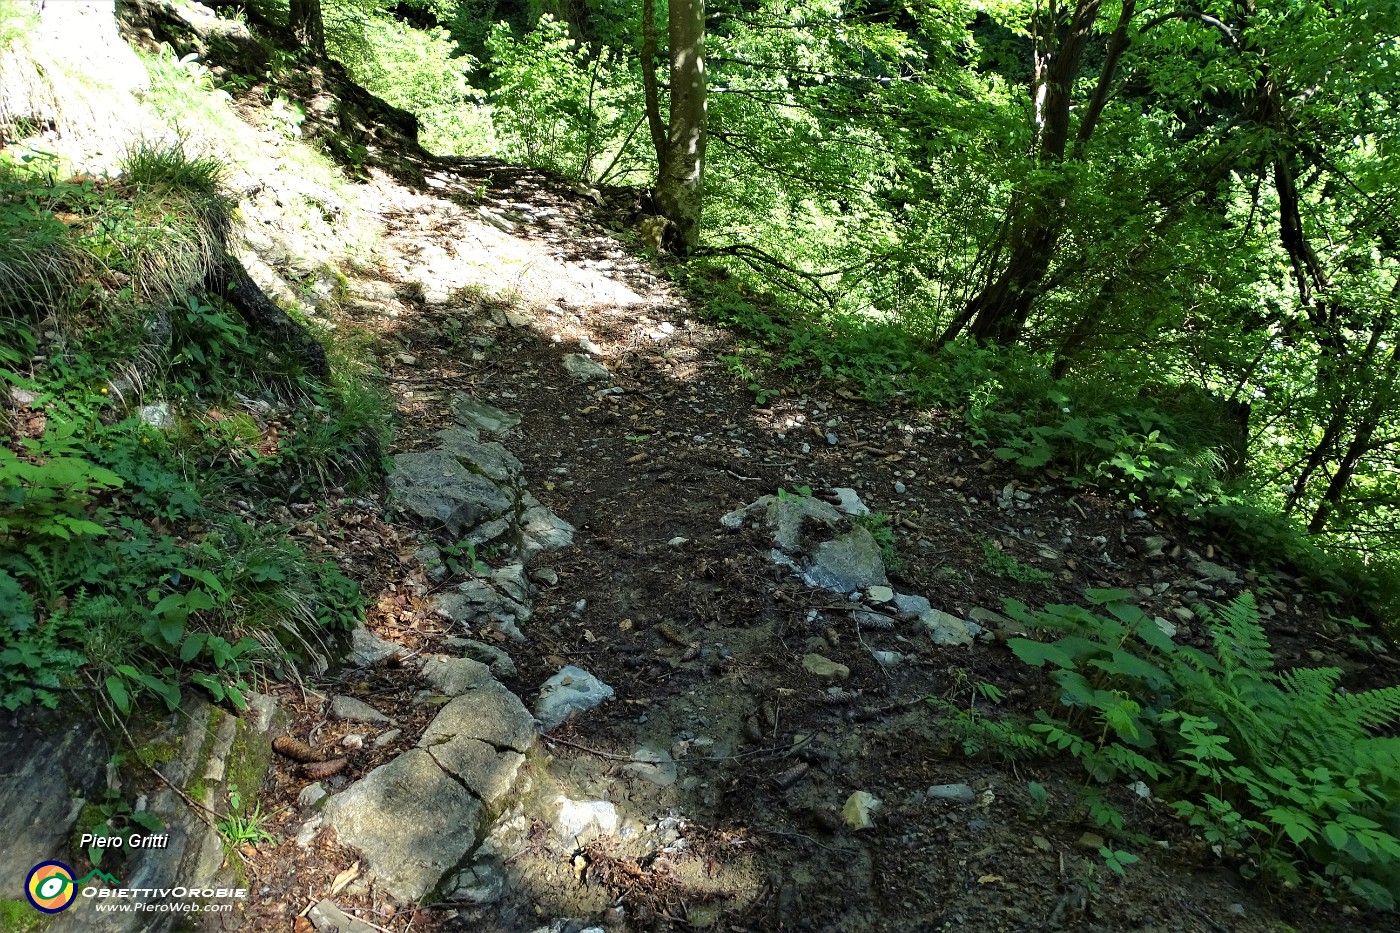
[179, 632, 207, 662]
[105, 675, 130, 714]
[1008, 638, 1076, 669]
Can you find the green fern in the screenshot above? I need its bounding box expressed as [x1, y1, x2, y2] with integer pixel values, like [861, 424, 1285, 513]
[993, 590, 1400, 908]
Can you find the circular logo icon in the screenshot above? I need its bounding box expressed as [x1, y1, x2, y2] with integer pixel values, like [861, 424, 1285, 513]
[26, 861, 77, 913]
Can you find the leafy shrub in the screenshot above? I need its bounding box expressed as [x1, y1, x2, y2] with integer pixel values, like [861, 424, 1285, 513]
[997, 589, 1400, 908]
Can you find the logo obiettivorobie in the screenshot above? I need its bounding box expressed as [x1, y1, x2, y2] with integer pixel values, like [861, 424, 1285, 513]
[25, 861, 121, 913]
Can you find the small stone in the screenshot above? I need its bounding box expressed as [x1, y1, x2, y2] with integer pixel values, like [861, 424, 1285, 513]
[530, 567, 559, 586]
[1143, 535, 1167, 557]
[535, 666, 615, 730]
[825, 432, 838, 445]
[450, 394, 520, 435]
[308, 898, 378, 933]
[919, 609, 974, 647]
[869, 649, 903, 668]
[422, 656, 493, 696]
[1032, 835, 1052, 852]
[1077, 831, 1105, 851]
[893, 593, 932, 618]
[894, 481, 907, 494]
[667, 536, 690, 547]
[138, 401, 175, 430]
[624, 747, 678, 787]
[829, 487, 871, 516]
[373, 729, 402, 748]
[398, 353, 418, 365]
[842, 791, 882, 830]
[298, 783, 328, 808]
[926, 783, 976, 805]
[1171, 606, 1195, 623]
[563, 353, 612, 382]
[802, 654, 850, 681]
[330, 696, 392, 724]
[342, 733, 364, 750]
[867, 585, 894, 603]
[554, 796, 619, 847]
[1194, 560, 1240, 584]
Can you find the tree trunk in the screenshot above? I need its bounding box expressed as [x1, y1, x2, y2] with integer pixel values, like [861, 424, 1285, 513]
[289, 0, 325, 58]
[641, 0, 666, 172]
[205, 258, 329, 380]
[652, 0, 707, 254]
[947, 0, 1134, 346]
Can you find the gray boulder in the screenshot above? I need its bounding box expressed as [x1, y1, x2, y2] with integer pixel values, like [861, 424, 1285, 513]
[421, 680, 537, 754]
[324, 750, 481, 902]
[451, 394, 520, 435]
[804, 527, 889, 593]
[389, 450, 513, 537]
[763, 495, 842, 551]
[535, 666, 614, 730]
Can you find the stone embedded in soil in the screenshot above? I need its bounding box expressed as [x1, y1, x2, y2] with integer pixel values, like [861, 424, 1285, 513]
[421, 679, 537, 754]
[535, 665, 615, 730]
[562, 353, 612, 382]
[323, 749, 481, 902]
[804, 527, 890, 594]
[802, 653, 851, 681]
[869, 649, 904, 668]
[927, 783, 977, 805]
[519, 502, 576, 556]
[330, 695, 392, 724]
[624, 746, 679, 787]
[829, 487, 871, 516]
[446, 860, 507, 905]
[455, 638, 519, 678]
[451, 393, 521, 435]
[308, 898, 379, 933]
[893, 593, 933, 618]
[554, 795, 619, 846]
[1077, 831, 1105, 851]
[298, 782, 328, 808]
[423, 734, 525, 803]
[1194, 559, 1240, 584]
[434, 427, 524, 484]
[919, 609, 975, 647]
[764, 494, 842, 551]
[867, 585, 894, 603]
[422, 656, 493, 696]
[491, 563, 532, 602]
[345, 624, 405, 668]
[388, 449, 514, 537]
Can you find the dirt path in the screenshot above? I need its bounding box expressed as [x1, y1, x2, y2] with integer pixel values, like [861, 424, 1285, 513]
[236, 159, 1380, 933]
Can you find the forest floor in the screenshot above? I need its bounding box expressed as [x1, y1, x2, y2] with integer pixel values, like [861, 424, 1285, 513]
[213, 148, 1400, 933]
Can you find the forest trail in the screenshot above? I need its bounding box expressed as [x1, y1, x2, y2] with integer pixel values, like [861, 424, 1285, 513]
[236, 153, 1375, 933]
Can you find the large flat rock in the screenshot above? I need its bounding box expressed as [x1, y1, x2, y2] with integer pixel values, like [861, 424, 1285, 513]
[324, 749, 482, 902]
[420, 680, 537, 754]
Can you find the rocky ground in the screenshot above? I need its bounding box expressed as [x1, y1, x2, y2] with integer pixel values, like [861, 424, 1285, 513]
[181, 155, 1396, 933]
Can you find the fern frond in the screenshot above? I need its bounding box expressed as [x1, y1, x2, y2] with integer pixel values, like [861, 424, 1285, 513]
[1206, 592, 1273, 673]
[1335, 685, 1400, 734]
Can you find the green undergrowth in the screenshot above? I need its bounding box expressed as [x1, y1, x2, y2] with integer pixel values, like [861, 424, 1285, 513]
[936, 589, 1400, 910]
[1, 144, 377, 715]
[678, 262, 1400, 626]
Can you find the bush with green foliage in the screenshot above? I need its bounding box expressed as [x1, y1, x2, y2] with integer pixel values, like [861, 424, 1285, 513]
[1, 143, 374, 714]
[962, 589, 1400, 908]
